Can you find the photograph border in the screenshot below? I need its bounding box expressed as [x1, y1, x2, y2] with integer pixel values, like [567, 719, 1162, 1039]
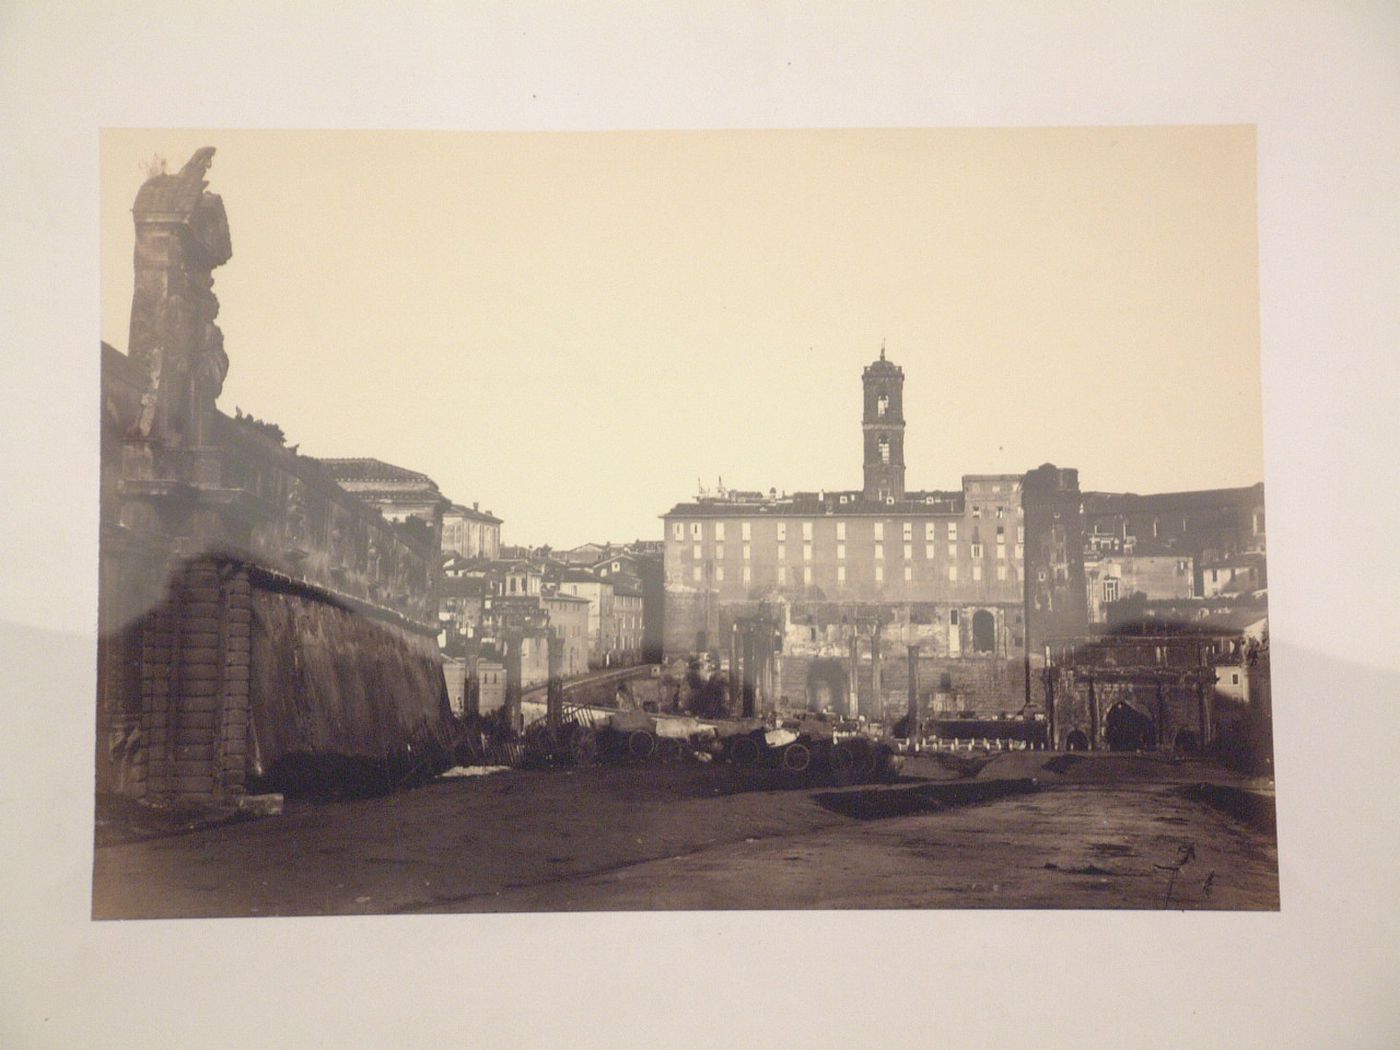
[2, 4, 1397, 1048]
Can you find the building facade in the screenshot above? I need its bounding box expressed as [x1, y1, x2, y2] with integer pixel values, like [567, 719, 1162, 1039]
[591, 549, 664, 662]
[556, 569, 616, 667]
[316, 457, 453, 559]
[1083, 551, 1195, 622]
[1082, 484, 1265, 597]
[541, 592, 591, 676]
[441, 502, 502, 561]
[661, 349, 1086, 720]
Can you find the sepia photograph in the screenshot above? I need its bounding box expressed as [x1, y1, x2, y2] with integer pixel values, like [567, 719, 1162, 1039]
[93, 127, 1276, 918]
[4, 4, 1397, 1047]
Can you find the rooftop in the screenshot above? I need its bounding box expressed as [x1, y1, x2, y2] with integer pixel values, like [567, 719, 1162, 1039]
[445, 502, 502, 524]
[664, 489, 966, 517]
[316, 457, 438, 487]
[558, 568, 608, 585]
[438, 576, 487, 599]
[1085, 541, 1189, 559]
[1084, 484, 1264, 515]
[862, 345, 903, 376]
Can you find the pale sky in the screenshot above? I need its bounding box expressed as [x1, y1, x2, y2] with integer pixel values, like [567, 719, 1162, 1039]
[101, 127, 1262, 548]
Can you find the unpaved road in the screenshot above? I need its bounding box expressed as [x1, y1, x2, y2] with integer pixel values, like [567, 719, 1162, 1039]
[92, 752, 1277, 918]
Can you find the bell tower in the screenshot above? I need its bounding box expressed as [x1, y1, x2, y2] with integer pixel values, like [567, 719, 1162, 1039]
[862, 342, 905, 501]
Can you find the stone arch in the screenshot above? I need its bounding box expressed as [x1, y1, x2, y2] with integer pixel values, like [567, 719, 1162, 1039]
[971, 609, 996, 654]
[1065, 729, 1090, 751]
[805, 658, 849, 714]
[1105, 700, 1157, 752]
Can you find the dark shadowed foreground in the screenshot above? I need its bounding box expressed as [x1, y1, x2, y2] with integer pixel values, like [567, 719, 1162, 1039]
[92, 752, 1277, 918]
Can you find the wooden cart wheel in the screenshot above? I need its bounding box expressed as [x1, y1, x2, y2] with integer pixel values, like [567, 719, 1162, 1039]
[782, 742, 812, 774]
[828, 742, 857, 786]
[730, 735, 761, 768]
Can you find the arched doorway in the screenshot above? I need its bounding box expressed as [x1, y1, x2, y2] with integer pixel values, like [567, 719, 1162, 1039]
[805, 658, 849, 715]
[1105, 701, 1157, 751]
[1065, 729, 1090, 751]
[971, 609, 995, 653]
[1174, 728, 1199, 754]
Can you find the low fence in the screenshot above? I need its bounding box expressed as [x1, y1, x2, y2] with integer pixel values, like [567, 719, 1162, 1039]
[911, 736, 1046, 753]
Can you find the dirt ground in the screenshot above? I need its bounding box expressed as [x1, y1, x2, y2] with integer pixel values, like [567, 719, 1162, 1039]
[91, 751, 1278, 918]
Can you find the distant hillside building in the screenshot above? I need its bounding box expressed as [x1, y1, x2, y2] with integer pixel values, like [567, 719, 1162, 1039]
[541, 591, 592, 676]
[441, 502, 502, 560]
[558, 542, 612, 566]
[591, 549, 665, 663]
[1081, 484, 1265, 597]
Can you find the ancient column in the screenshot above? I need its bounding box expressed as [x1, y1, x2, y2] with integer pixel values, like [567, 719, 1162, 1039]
[870, 622, 883, 722]
[1197, 676, 1210, 750]
[504, 629, 524, 735]
[741, 627, 758, 718]
[906, 644, 920, 742]
[733, 621, 744, 722]
[847, 633, 860, 719]
[1087, 677, 1099, 751]
[1155, 678, 1168, 751]
[546, 632, 565, 732]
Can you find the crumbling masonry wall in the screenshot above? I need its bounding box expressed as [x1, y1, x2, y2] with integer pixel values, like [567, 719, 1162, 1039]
[247, 585, 448, 782]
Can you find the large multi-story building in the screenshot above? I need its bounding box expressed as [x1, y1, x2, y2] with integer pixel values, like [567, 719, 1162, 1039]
[661, 349, 1086, 719]
[556, 568, 617, 668]
[591, 549, 665, 662]
[541, 592, 592, 676]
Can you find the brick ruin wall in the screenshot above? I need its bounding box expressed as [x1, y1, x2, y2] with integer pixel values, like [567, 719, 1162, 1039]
[103, 553, 451, 805]
[247, 584, 449, 786]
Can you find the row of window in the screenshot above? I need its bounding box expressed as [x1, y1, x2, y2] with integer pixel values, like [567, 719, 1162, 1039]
[673, 520, 1025, 543]
[692, 562, 1018, 584]
[685, 540, 1025, 562]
